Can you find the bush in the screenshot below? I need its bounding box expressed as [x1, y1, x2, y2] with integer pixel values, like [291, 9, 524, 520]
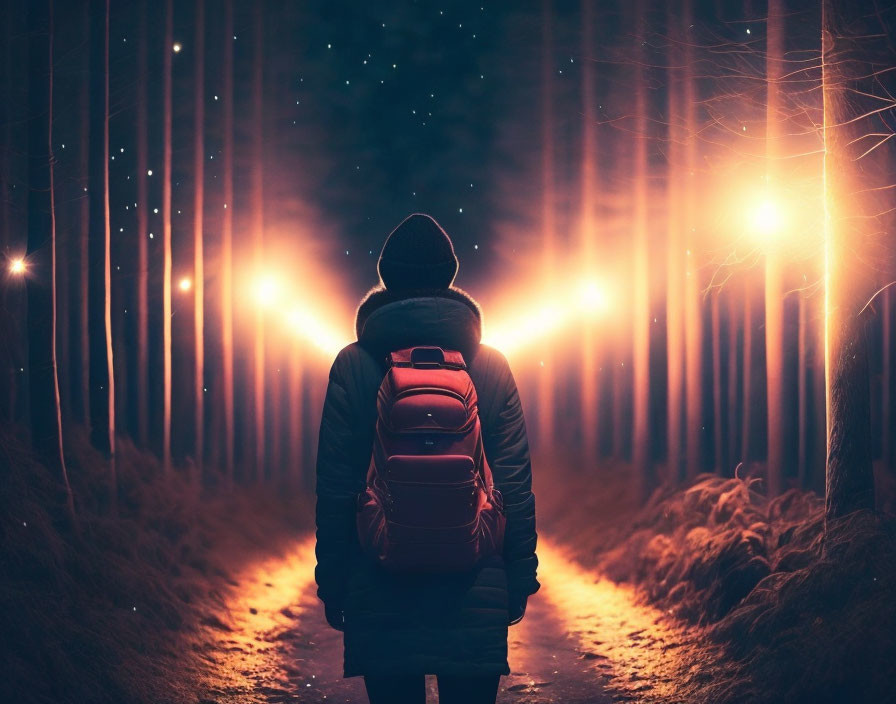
[0, 428, 309, 704]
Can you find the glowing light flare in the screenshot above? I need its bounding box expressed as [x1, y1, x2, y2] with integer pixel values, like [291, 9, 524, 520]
[483, 302, 571, 355]
[245, 267, 612, 362]
[178, 276, 192, 292]
[577, 278, 610, 314]
[286, 306, 347, 358]
[253, 275, 280, 307]
[9, 257, 26, 275]
[483, 277, 613, 355]
[750, 197, 787, 237]
[172, 42, 182, 53]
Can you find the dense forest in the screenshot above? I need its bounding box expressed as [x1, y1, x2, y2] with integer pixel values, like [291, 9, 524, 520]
[2, 1, 895, 703]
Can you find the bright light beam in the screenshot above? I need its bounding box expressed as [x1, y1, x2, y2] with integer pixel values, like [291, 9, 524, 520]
[483, 277, 611, 355]
[483, 303, 570, 355]
[750, 197, 786, 238]
[270, 277, 611, 362]
[9, 257, 26, 275]
[577, 278, 609, 315]
[286, 306, 348, 358]
[253, 275, 280, 307]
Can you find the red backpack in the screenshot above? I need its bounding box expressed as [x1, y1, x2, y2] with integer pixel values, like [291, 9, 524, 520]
[356, 346, 505, 572]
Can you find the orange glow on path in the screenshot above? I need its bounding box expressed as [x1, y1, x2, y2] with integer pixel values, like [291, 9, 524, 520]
[194, 536, 717, 703]
[536, 541, 726, 703]
[196, 536, 366, 703]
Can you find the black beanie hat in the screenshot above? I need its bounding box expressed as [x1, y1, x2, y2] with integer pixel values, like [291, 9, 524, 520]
[377, 213, 459, 291]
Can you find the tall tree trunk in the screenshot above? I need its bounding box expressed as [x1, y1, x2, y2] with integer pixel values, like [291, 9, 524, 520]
[727, 288, 740, 472]
[77, 0, 91, 426]
[26, 0, 74, 519]
[55, 52, 70, 424]
[221, 0, 235, 485]
[88, 0, 115, 509]
[883, 288, 893, 474]
[812, 307, 826, 492]
[135, 0, 149, 446]
[538, 0, 556, 448]
[579, 0, 598, 468]
[712, 292, 723, 473]
[797, 292, 809, 487]
[0, 0, 12, 424]
[665, 0, 684, 483]
[741, 275, 754, 465]
[632, 0, 651, 497]
[161, 0, 173, 473]
[193, 0, 205, 482]
[252, 2, 265, 482]
[821, 0, 880, 522]
[270, 354, 282, 479]
[101, 0, 115, 508]
[288, 346, 303, 486]
[682, 0, 702, 480]
[764, 0, 785, 496]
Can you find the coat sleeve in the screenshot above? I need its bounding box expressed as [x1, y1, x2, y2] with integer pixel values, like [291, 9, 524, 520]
[483, 356, 540, 600]
[314, 352, 366, 610]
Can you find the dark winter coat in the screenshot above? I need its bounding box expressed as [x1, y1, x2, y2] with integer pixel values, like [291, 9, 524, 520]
[314, 285, 539, 678]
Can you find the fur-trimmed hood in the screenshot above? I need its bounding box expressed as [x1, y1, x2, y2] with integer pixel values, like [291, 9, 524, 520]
[355, 285, 482, 361]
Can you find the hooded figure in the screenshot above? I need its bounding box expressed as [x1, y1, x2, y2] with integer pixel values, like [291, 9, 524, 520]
[315, 213, 539, 704]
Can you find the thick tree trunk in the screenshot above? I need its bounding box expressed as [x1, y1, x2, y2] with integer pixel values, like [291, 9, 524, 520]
[161, 0, 173, 473]
[193, 0, 206, 482]
[764, 0, 785, 496]
[632, 0, 651, 498]
[26, 0, 74, 519]
[252, 2, 265, 482]
[221, 0, 235, 485]
[821, 0, 880, 523]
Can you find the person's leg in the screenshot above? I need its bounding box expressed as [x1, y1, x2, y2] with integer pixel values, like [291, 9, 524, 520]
[363, 674, 426, 704]
[436, 674, 501, 704]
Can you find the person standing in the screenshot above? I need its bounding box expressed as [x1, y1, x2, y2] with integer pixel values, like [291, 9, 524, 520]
[314, 213, 539, 704]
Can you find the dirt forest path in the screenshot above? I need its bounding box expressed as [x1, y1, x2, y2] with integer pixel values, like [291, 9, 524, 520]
[192, 537, 720, 704]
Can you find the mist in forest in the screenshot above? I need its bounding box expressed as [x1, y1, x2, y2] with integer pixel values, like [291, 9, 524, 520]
[2, 1, 895, 703]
